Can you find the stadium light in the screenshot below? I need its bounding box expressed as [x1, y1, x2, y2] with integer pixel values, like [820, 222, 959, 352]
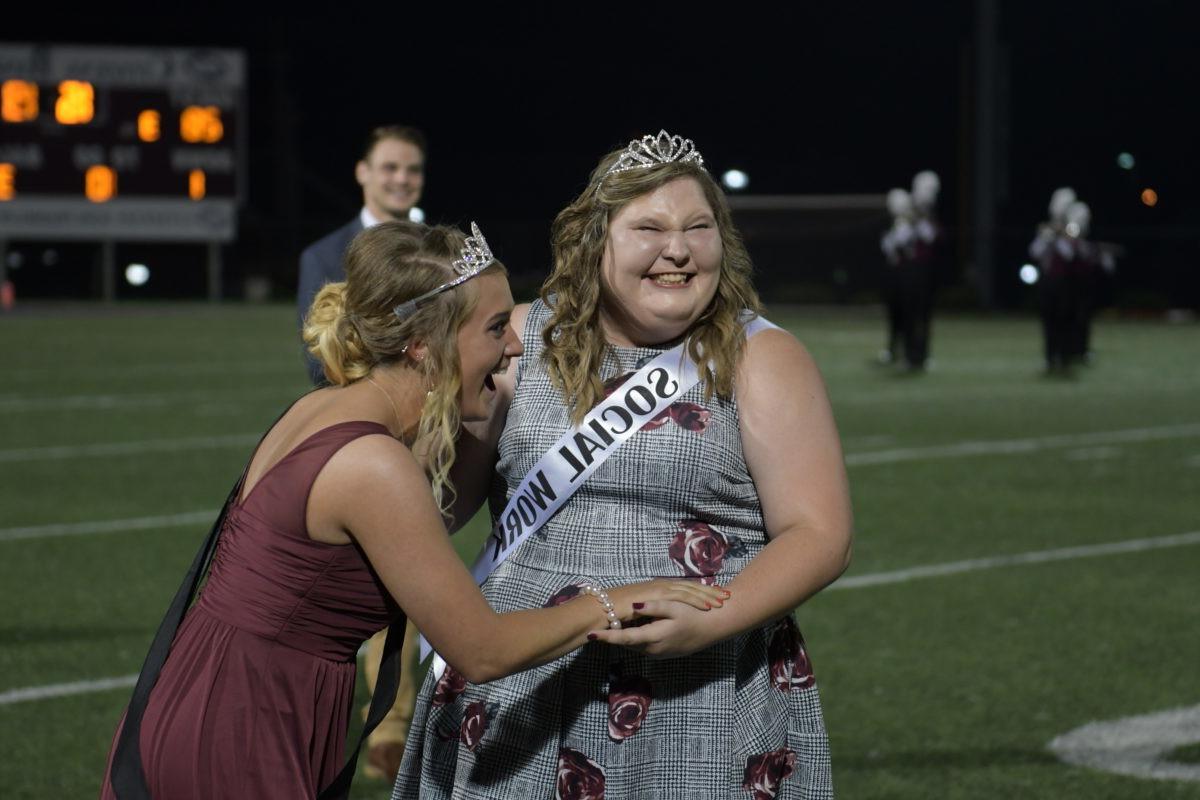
[721, 169, 749, 191]
[125, 263, 150, 286]
[1116, 152, 1135, 170]
[1019, 264, 1039, 285]
[408, 206, 426, 223]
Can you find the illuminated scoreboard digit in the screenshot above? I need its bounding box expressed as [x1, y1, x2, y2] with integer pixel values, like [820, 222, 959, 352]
[0, 44, 244, 242]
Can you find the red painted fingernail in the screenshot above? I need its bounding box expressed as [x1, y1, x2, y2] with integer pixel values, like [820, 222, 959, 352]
[632, 602, 645, 610]
[587, 633, 598, 641]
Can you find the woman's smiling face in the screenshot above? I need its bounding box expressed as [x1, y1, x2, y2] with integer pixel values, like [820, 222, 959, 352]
[598, 177, 723, 347]
[455, 270, 521, 421]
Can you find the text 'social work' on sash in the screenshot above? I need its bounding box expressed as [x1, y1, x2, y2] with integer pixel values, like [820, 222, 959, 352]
[491, 365, 682, 560]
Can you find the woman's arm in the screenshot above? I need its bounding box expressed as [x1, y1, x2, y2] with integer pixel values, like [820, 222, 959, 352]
[441, 302, 530, 533]
[311, 431, 724, 683]
[594, 328, 853, 656]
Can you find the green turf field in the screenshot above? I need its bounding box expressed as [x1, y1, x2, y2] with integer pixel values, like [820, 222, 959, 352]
[1, 303, 1197, 799]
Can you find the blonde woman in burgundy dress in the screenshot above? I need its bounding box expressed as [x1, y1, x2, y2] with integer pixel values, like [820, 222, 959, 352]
[98, 221, 726, 799]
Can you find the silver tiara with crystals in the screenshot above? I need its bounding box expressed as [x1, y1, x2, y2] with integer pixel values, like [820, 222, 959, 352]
[392, 222, 495, 320]
[602, 130, 705, 179]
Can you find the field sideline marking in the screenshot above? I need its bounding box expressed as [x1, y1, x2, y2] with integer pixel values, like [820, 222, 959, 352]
[0, 512, 215, 543]
[4, 529, 1199, 706]
[3, 421, 1197, 467]
[842, 422, 1200, 466]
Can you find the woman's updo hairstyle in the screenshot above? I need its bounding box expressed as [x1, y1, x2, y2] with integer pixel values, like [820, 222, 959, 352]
[304, 221, 469, 384]
[302, 220, 506, 515]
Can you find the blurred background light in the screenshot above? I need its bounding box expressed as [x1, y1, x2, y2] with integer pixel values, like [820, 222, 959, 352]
[721, 169, 749, 191]
[408, 206, 426, 223]
[125, 263, 150, 286]
[1141, 188, 1158, 207]
[1116, 152, 1135, 170]
[1019, 264, 1039, 285]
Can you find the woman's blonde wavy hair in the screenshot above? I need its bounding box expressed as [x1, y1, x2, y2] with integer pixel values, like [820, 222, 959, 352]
[542, 148, 763, 423]
[302, 220, 506, 517]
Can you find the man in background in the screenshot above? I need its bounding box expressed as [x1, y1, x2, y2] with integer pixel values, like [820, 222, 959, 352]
[298, 125, 426, 383]
[296, 124, 426, 782]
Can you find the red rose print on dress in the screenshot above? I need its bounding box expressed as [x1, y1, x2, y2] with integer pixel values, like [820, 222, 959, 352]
[668, 402, 711, 432]
[431, 664, 468, 707]
[668, 520, 747, 577]
[544, 583, 588, 608]
[459, 701, 498, 752]
[607, 667, 653, 741]
[767, 617, 816, 691]
[742, 747, 797, 800]
[602, 372, 671, 431]
[556, 747, 606, 800]
[602, 371, 711, 433]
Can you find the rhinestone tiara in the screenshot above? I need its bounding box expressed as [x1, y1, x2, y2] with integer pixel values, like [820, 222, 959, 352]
[392, 221, 495, 320]
[601, 130, 705, 180]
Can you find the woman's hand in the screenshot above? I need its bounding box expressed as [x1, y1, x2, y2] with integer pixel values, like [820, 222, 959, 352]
[604, 578, 729, 623]
[588, 579, 730, 658]
[589, 599, 717, 658]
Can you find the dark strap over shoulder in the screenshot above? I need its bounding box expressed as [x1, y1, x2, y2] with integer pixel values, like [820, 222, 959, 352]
[109, 403, 405, 799]
[317, 620, 404, 799]
[109, 477, 244, 798]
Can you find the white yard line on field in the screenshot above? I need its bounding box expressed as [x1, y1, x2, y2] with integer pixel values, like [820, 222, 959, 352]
[4, 529, 1199, 706]
[0, 433, 259, 463]
[1063, 446, 1123, 461]
[0, 511, 216, 542]
[843, 422, 1200, 466]
[3, 421, 1196, 468]
[832, 531, 1200, 590]
[833, 378, 1200, 405]
[0, 675, 137, 705]
[7, 360, 297, 383]
[0, 392, 178, 413]
[0, 386, 300, 413]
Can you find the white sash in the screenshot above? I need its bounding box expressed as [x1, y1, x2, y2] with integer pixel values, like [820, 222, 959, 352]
[421, 316, 777, 665]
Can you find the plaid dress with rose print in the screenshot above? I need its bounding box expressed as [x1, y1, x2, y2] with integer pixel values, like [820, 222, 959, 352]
[394, 300, 833, 800]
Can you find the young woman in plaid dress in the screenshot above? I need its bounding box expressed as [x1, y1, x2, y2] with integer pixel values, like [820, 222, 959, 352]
[397, 134, 853, 799]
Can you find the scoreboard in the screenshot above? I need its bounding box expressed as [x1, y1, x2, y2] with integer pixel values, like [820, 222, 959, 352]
[0, 43, 244, 243]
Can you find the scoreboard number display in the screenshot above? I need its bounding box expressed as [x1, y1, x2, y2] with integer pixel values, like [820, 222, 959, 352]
[0, 44, 244, 242]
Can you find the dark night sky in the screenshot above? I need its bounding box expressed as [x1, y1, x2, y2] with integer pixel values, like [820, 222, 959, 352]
[10, 2, 1199, 305]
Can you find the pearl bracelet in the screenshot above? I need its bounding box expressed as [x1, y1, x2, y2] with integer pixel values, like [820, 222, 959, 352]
[582, 584, 621, 630]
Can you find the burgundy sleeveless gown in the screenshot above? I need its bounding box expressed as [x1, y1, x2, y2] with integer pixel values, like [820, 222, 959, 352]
[100, 421, 402, 799]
